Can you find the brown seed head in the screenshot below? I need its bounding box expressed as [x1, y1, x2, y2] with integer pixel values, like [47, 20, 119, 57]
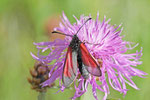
[97, 59, 103, 68]
[28, 61, 55, 92]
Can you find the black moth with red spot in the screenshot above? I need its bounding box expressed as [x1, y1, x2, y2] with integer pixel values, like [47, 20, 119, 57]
[52, 18, 102, 87]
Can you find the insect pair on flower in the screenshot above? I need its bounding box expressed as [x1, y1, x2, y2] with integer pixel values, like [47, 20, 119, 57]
[52, 18, 102, 87]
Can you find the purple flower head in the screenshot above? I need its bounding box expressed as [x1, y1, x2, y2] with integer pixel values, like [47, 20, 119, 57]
[31, 12, 147, 100]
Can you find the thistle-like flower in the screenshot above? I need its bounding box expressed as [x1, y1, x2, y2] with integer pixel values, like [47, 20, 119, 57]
[31, 12, 147, 100]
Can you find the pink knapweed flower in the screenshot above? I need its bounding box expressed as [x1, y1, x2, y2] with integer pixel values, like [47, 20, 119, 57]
[31, 12, 147, 100]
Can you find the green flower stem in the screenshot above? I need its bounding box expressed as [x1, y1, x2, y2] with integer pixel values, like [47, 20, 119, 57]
[80, 85, 104, 100]
[38, 92, 46, 100]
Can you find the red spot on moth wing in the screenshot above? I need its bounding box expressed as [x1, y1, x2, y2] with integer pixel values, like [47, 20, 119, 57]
[62, 46, 78, 87]
[80, 43, 98, 68]
[63, 47, 73, 77]
[80, 43, 102, 76]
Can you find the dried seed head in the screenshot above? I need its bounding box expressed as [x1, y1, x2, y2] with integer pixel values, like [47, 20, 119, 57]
[96, 77, 99, 81]
[38, 67, 47, 75]
[30, 69, 38, 77]
[97, 59, 103, 68]
[28, 61, 55, 92]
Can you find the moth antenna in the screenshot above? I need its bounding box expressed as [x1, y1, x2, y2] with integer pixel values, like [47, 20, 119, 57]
[52, 31, 73, 37]
[76, 18, 92, 35]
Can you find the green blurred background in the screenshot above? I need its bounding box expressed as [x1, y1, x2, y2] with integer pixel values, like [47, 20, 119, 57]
[0, 0, 150, 100]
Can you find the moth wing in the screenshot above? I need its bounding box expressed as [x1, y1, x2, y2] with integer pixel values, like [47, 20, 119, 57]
[80, 43, 102, 76]
[62, 47, 78, 87]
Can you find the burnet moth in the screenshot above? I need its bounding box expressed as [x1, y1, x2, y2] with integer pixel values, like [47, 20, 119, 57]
[52, 18, 102, 87]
